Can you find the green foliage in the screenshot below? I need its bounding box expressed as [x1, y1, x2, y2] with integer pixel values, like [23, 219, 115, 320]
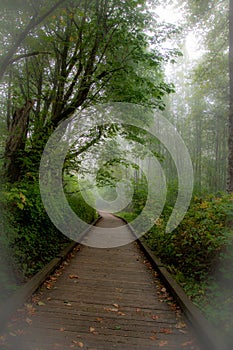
[63, 175, 97, 223]
[3, 180, 69, 276]
[145, 193, 233, 280]
[141, 191, 233, 338]
[120, 184, 233, 337]
[0, 195, 20, 297]
[130, 180, 148, 214]
[2, 175, 97, 277]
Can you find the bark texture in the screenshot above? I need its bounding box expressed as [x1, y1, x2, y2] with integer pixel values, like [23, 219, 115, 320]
[4, 100, 34, 182]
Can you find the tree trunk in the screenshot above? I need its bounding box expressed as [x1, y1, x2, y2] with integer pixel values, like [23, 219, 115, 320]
[228, 0, 233, 193]
[4, 100, 34, 183]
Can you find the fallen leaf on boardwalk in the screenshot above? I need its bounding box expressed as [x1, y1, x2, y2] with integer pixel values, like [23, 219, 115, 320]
[9, 332, 16, 337]
[179, 329, 187, 334]
[32, 296, 40, 304]
[9, 329, 25, 337]
[160, 328, 173, 334]
[59, 328, 65, 332]
[46, 283, 52, 289]
[64, 300, 72, 306]
[115, 288, 123, 292]
[152, 315, 159, 320]
[161, 288, 166, 293]
[77, 342, 84, 348]
[90, 327, 96, 333]
[25, 303, 36, 315]
[112, 303, 119, 308]
[0, 335, 6, 342]
[47, 297, 52, 301]
[159, 340, 168, 347]
[149, 335, 157, 341]
[15, 329, 25, 335]
[136, 308, 141, 312]
[110, 308, 118, 312]
[104, 307, 118, 312]
[166, 297, 173, 301]
[115, 325, 121, 330]
[144, 261, 152, 269]
[69, 274, 79, 279]
[50, 276, 57, 281]
[37, 301, 45, 306]
[181, 340, 193, 347]
[170, 303, 178, 311]
[25, 318, 32, 325]
[175, 322, 186, 329]
[95, 317, 103, 322]
[118, 311, 125, 316]
[54, 272, 62, 278]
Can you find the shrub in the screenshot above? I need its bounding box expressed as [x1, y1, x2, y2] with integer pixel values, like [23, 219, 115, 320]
[3, 179, 69, 276]
[145, 193, 233, 281]
[2, 176, 96, 277]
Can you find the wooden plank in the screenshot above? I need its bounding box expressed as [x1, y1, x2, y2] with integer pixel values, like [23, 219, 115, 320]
[0, 217, 101, 333]
[3, 213, 200, 350]
[0, 257, 61, 332]
[138, 237, 231, 350]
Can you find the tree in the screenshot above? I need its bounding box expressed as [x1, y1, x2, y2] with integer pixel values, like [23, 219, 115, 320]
[228, 0, 233, 193]
[167, 0, 229, 192]
[2, 0, 176, 183]
[0, 0, 68, 81]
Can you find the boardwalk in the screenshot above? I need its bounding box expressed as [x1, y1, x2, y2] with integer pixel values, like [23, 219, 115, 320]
[4, 213, 200, 350]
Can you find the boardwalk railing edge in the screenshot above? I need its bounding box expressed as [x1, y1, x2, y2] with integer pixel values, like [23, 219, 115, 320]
[117, 215, 230, 350]
[0, 215, 101, 332]
[138, 238, 230, 350]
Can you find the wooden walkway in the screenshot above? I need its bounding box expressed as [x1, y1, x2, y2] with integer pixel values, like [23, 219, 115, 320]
[4, 213, 200, 350]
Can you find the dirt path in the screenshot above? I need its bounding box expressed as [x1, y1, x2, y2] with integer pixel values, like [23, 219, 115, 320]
[4, 213, 200, 350]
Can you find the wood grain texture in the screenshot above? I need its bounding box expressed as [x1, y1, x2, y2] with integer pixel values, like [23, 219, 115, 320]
[4, 213, 200, 350]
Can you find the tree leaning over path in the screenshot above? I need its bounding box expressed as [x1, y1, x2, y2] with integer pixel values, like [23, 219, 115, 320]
[2, 0, 176, 183]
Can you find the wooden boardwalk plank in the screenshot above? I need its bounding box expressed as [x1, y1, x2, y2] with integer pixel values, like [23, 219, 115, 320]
[4, 213, 200, 350]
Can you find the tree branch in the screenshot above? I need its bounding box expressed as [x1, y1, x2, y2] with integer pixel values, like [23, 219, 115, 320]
[9, 51, 51, 64]
[0, 0, 68, 81]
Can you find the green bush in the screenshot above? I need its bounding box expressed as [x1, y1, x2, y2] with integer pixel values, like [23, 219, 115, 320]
[145, 193, 233, 281]
[64, 175, 97, 223]
[2, 174, 97, 277]
[143, 192, 233, 339]
[3, 179, 69, 277]
[66, 191, 97, 223]
[120, 188, 233, 338]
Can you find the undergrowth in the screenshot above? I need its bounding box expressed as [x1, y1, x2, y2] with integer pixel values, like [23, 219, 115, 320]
[1, 175, 96, 281]
[119, 189, 233, 340]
